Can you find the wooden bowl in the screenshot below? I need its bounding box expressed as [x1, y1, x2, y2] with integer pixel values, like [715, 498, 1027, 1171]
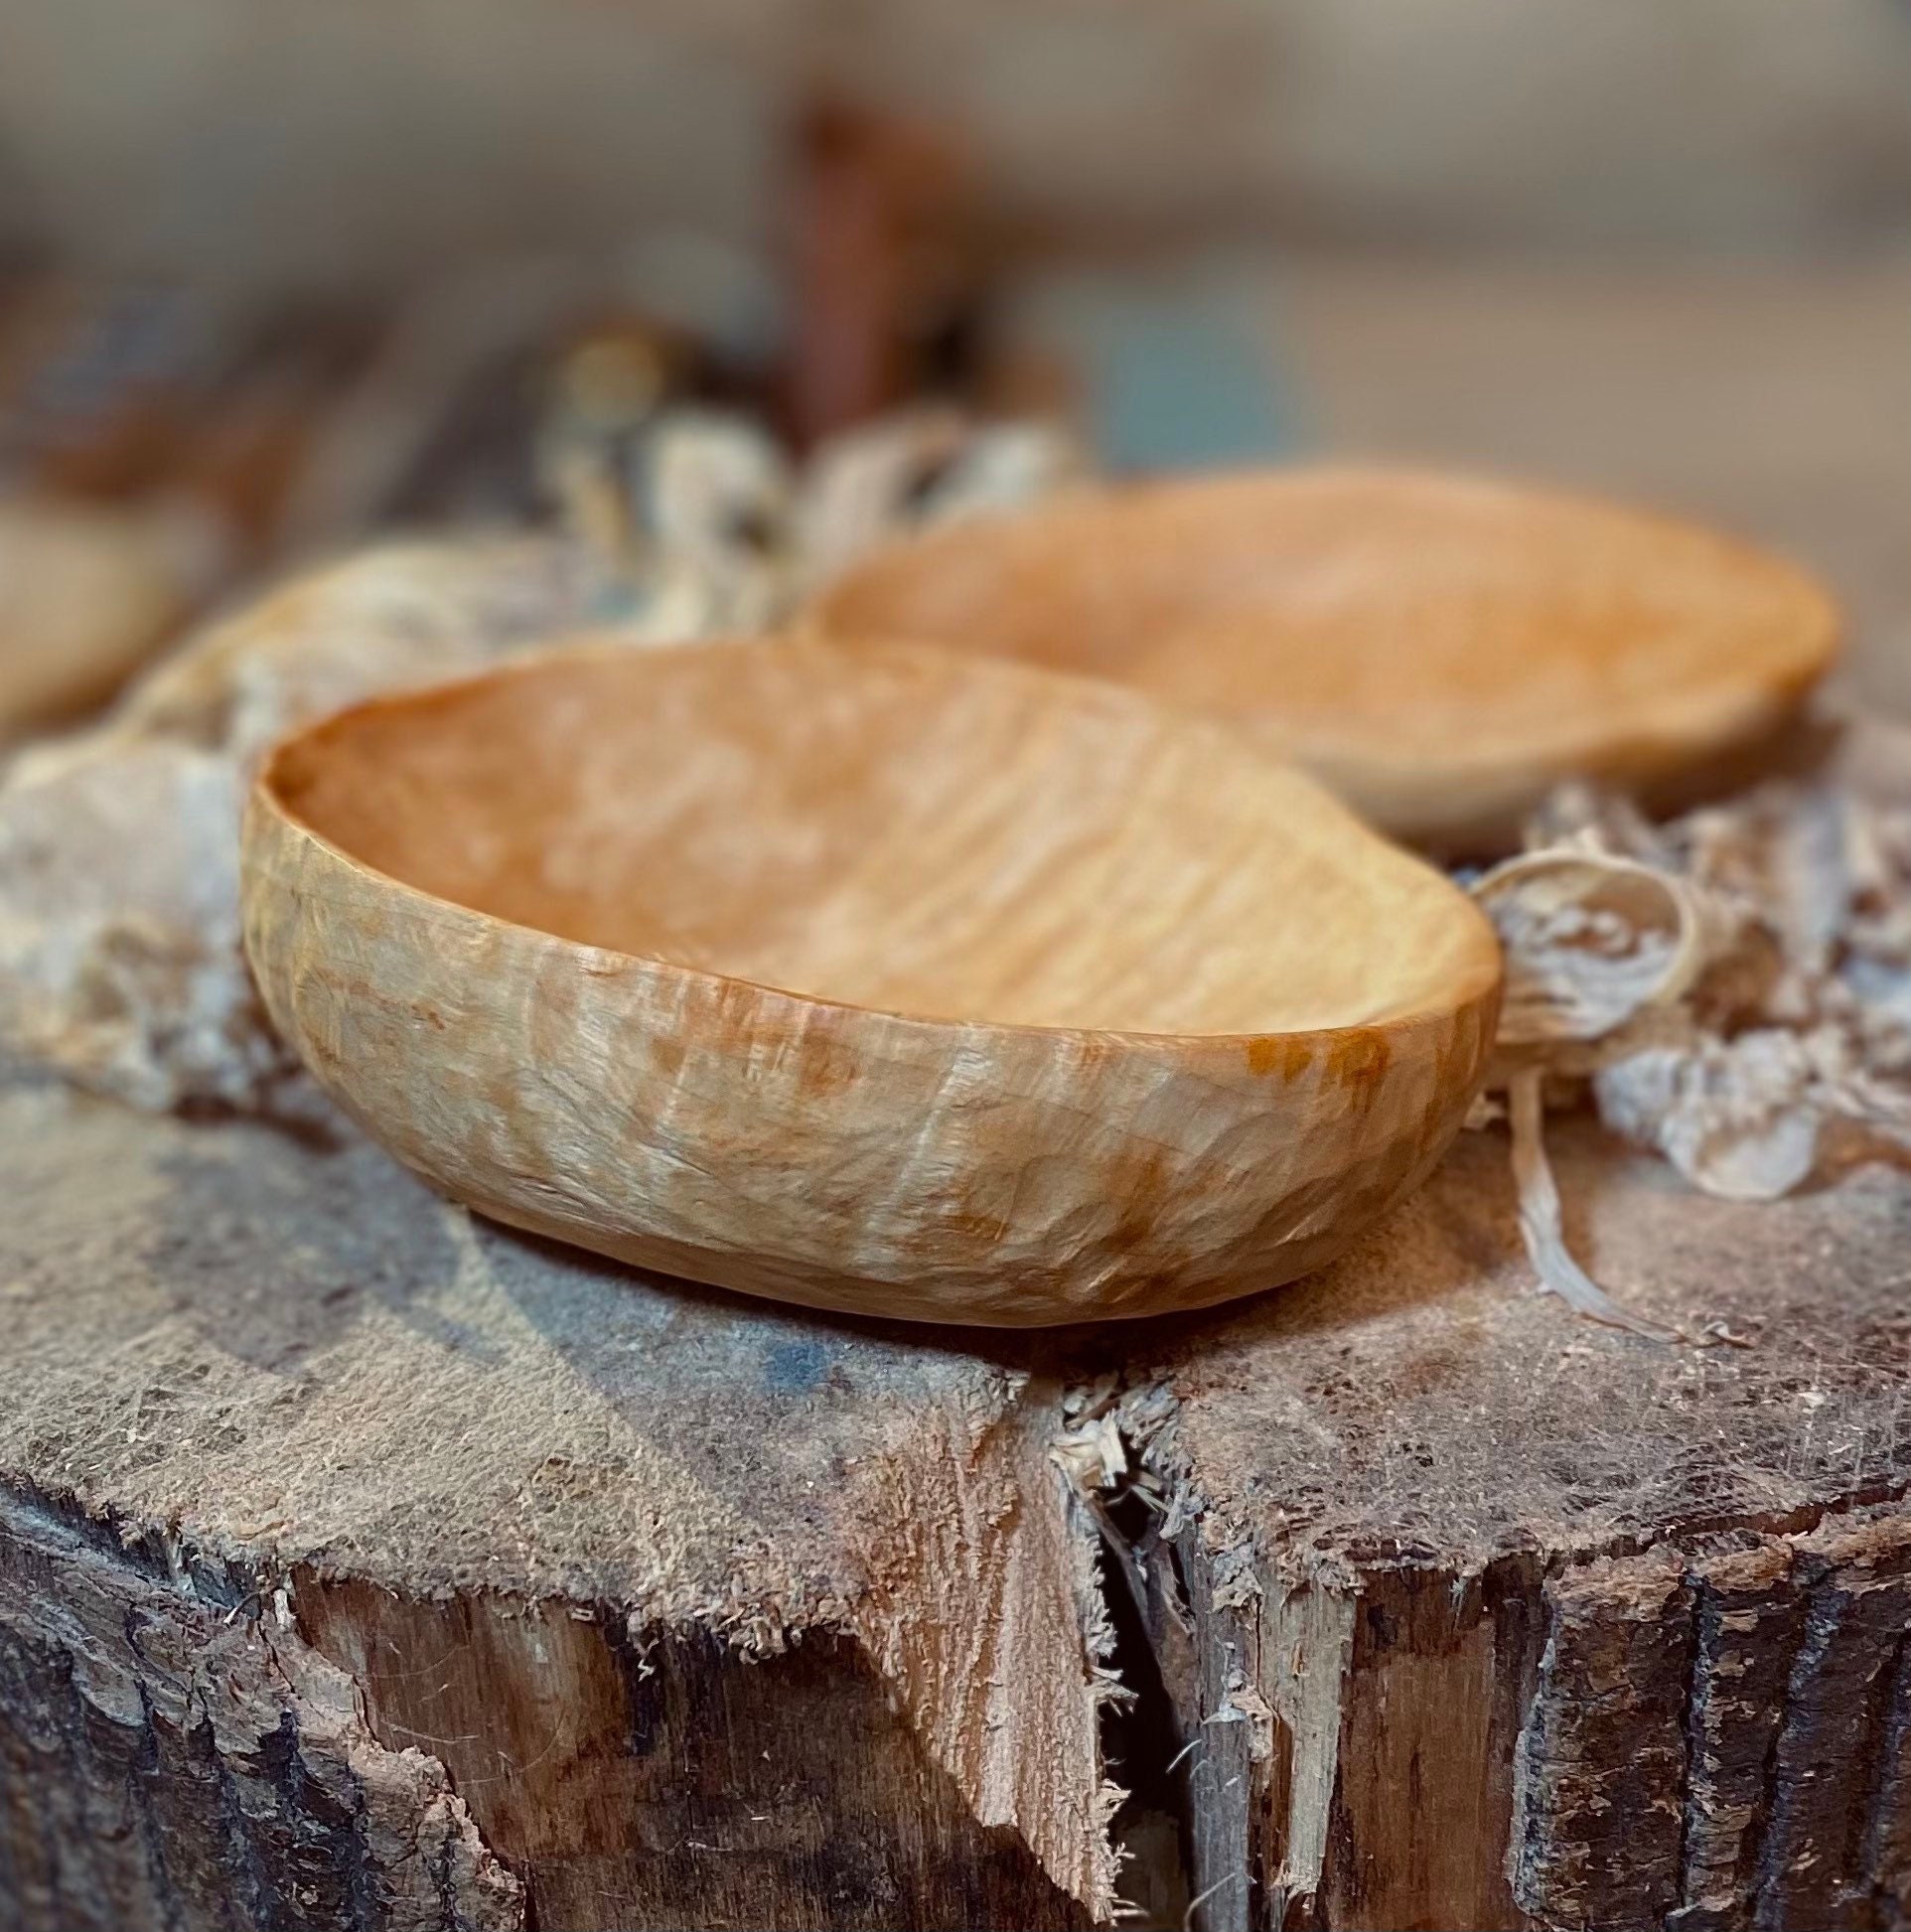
[241, 638, 1501, 1325]
[806, 466, 1841, 853]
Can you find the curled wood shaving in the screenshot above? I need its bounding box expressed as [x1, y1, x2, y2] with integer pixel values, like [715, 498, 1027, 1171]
[1473, 753, 1911, 1337]
[1473, 847, 1711, 1048]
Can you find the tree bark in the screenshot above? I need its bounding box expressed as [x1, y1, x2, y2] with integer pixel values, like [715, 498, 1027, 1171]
[1115, 1122, 1911, 1931]
[0, 1080, 1110, 1932]
[3, 1081, 1910, 1930]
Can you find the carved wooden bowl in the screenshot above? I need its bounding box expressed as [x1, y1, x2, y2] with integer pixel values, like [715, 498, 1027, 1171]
[807, 466, 1841, 853]
[242, 638, 1501, 1325]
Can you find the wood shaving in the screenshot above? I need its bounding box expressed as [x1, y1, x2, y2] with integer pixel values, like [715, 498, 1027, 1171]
[1474, 744, 1911, 1333]
[1505, 1067, 1685, 1341]
[793, 406, 1090, 598]
[0, 410, 1081, 1113]
[1472, 847, 1710, 1048]
[1591, 1027, 1827, 1202]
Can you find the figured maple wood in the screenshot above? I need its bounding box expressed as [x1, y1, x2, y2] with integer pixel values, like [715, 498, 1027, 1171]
[806, 466, 1842, 852]
[240, 636, 1500, 1325]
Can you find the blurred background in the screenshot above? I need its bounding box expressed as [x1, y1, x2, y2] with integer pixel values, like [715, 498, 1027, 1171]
[0, 0, 1905, 733]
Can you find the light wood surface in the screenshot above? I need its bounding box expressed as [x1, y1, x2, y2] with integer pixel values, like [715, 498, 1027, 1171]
[808, 465, 1841, 852]
[8, 1086, 1911, 1930]
[241, 636, 1500, 1325]
[0, 496, 195, 739]
[0, 1079, 1110, 1931]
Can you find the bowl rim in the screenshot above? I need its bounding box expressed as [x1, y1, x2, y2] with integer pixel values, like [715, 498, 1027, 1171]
[246, 632, 1505, 1054]
[800, 460, 1844, 781]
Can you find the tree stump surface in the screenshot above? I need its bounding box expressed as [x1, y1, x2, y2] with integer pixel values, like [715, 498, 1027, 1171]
[2, 1076, 1909, 1931]
[1117, 1124, 1911, 1932]
[0, 1080, 1111, 1932]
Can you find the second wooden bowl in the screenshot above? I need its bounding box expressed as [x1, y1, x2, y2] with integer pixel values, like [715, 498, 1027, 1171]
[242, 638, 1501, 1325]
[807, 466, 1841, 853]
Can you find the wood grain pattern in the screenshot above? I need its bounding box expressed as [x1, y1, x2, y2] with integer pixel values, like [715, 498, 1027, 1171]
[806, 466, 1841, 852]
[241, 636, 1500, 1325]
[294, 1581, 1095, 1932]
[1121, 1119, 1911, 1931]
[1511, 1549, 1696, 1929]
[0, 1079, 1117, 1929]
[7, 1089, 1911, 1926]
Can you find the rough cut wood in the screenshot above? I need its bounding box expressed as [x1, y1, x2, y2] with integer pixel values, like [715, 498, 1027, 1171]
[1114, 1118, 1911, 1931]
[5, 1072, 1911, 1930]
[240, 637, 1499, 1325]
[0, 1079, 1112, 1932]
[806, 467, 1842, 853]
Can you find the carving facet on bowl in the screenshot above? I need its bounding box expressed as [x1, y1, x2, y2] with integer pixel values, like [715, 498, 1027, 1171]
[242, 638, 1502, 1325]
[807, 466, 1841, 853]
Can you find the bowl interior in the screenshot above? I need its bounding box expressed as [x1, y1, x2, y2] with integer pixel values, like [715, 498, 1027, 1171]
[810, 469, 1838, 767]
[265, 639, 1497, 1037]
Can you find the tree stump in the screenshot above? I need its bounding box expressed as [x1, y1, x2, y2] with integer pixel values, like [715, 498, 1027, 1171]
[2, 1077, 1908, 1931]
[1116, 1124, 1911, 1932]
[0, 1081, 1111, 1932]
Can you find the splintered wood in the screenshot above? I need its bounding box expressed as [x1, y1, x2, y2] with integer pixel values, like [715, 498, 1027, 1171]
[0, 1085, 1110, 1932]
[4, 1082, 1910, 1929]
[1110, 1120, 1911, 1931]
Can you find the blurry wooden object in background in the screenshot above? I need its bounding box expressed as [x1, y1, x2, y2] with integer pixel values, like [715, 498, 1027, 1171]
[0, 277, 389, 731]
[812, 467, 1841, 853]
[0, 495, 202, 738]
[784, 99, 973, 446]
